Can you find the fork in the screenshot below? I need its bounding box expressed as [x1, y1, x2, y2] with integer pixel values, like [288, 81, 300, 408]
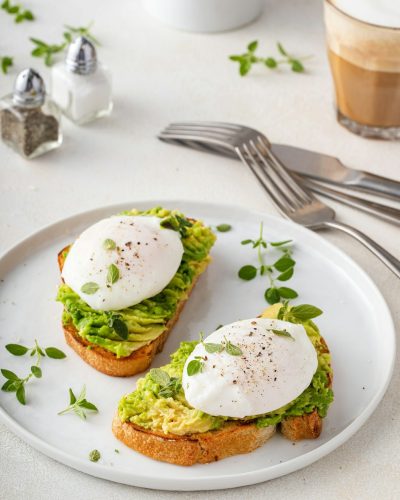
[159, 122, 400, 278]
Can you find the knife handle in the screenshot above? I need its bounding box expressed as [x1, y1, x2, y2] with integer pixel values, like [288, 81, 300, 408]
[354, 172, 400, 201]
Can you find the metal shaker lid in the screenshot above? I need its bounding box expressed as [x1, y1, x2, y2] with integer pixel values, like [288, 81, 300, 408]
[13, 68, 46, 107]
[66, 36, 97, 75]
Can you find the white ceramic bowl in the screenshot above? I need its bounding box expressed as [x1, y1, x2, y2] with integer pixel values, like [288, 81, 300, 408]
[142, 0, 264, 33]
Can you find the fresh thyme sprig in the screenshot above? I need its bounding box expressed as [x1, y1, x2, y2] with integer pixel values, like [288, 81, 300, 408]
[58, 385, 98, 420]
[1, 340, 66, 405]
[238, 222, 298, 304]
[1, 0, 34, 23]
[30, 23, 99, 66]
[0, 56, 13, 74]
[149, 368, 181, 398]
[229, 40, 310, 77]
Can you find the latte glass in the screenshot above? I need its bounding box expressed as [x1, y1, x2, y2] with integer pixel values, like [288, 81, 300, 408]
[324, 0, 400, 139]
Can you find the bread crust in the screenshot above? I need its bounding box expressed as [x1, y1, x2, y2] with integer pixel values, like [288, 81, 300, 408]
[112, 414, 276, 466]
[58, 245, 208, 377]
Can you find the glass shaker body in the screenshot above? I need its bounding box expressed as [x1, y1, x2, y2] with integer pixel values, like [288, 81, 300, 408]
[0, 93, 62, 159]
[51, 62, 112, 125]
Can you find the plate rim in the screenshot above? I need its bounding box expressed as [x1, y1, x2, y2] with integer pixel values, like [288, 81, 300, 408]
[0, 199, 396, 491]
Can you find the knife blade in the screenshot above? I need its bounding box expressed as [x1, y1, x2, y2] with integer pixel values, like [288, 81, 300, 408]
[271, 144, 400, 201]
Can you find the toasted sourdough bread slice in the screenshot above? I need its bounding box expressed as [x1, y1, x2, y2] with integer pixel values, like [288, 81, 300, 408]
[112, 334, 332, 465]
[58, 246, 208, 377]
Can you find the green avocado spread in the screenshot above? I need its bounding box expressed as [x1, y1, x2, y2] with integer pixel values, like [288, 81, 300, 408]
[57, 207, 216, 358]
[118, 304, 334, 435]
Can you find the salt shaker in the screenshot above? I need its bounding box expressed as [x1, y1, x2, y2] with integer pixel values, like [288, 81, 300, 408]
[51, 36, 113, 125]
[0, 68, 62, 159]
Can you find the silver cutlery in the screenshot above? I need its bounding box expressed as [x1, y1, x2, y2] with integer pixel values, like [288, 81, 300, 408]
[159, 130, 400, 226]
[159, 122, 400, 278]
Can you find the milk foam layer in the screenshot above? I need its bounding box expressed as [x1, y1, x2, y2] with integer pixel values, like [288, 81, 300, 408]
[333, 0, 400, 28]
[325, 1, 400, 72]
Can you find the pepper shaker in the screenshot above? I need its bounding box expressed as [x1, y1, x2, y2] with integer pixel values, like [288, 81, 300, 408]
[51, 36, 113, 125]
[0, 68, 62, 159]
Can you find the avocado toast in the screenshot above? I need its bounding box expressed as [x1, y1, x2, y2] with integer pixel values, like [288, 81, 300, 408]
[113, 303, 333, 465]
[57, 207, 216, 377]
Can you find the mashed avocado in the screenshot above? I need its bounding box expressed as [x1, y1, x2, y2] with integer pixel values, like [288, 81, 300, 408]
[57, 207, 216, 358]
[118, 304, 334, 435]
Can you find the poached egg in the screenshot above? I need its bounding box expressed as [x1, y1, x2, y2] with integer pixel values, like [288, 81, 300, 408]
[182, 318, 318, 418]
[62, 215, 184, 311]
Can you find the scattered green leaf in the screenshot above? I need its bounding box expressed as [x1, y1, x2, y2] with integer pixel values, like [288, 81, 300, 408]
[107, 264, 120, 285]
[58, 385, 98, 420]
[216, 224, 232, 233]
[238, 265, 257, 281]
[81, 282, 99, 295]
[1, 0, 34, 23]
[103, 239, 116, 250]
[272, 329, 295, 340]
[0, 56, 13, 74]
[187, 359, 203, 376]
[5, 344, 28, 356]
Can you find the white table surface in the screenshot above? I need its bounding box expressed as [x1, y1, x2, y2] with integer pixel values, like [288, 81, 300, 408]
[1, 0, 399, 498]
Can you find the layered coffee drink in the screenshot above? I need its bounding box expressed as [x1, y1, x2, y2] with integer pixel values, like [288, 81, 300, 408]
[324, 0, 400, 139]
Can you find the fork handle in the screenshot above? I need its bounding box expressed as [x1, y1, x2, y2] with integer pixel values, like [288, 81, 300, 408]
[315, 220, 400, 278]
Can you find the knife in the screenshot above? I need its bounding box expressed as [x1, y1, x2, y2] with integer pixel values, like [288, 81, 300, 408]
[271, 144, 400, 201]
[158, 136, 400, 224]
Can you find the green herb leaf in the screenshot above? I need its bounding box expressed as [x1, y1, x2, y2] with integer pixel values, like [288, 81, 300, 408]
[216, 224, 232, 233]
[277, 42, 288, 57]
[272, 329, 295, 340]
[1, 379, 18, 392]
[277, 267, 294, 281]
[265, 287, 280, 305]
[45, 347, 66, 359]
[265, 57, 277, 69]
[107, 264, 120, 284]
[247, 40, 258, 53]
[89, 449, 101, 462]
[69, 388, 76, 405]
[204, 343, 224, 354]
[291, 60, 304, 73]
[16, 385, 26, 405]
[1, 368, 19, 380]
[290, 304, 323, 320]
[240, 59, 251, 76]
[103, 238, 116, 250]
[241, 239, 253, 245]
[111, 318, 128, 340]
[149, 368, 170, 387]
[273, 256, 295, 272]
[238, 265, 257, 281]
[225, 341, 243, 356]
[1, 56, 13, 74]
[31, 366, 42, 378]
[187, 359, 203, 376]
[270, 240, 293, 247]
[81, 282, 100, 295]
[79, 400, 98, 411]
[277, 287, 298, 299]
[5, 344, 28, 356]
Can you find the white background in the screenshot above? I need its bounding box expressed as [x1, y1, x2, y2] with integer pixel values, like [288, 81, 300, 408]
[0, 0, 399, 498]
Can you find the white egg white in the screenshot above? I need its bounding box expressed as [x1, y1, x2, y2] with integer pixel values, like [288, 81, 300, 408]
[62, 215, 184, 311]
[182, 318, 318, 418]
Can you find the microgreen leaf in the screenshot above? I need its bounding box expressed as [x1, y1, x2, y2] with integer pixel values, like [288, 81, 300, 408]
[110, 318, 128, 340]
[107, 264, 120, 284]
[45, 347, 66, 359]
[103, 238, 116, 250]
[238, 265, 257, 281]
[0, 56, 13, 74]
[216, 224, 232, 233]
[241, 239, 253, 245]
[1, 0, 34, 23]
[277, 42, 288, 57]
[270, 240, 292, 247]
[204, 343, 224, 354]
[291, 60, 304, 73]
[278, 287, 298, 299]
[247, 40, 258, 52]
[277, 267, 294, 281]
[225, 341, 243, 356]
[272, 329, 295, 340]
[273, 256, 295, 272]
[265, 287, 280, 305]
[290, 304, 323, 321]
[16, 385, 26, 405]
[58, 385, 98, 419]
[149, 368, 170, 387]
[31, 366, 42, 378]
[81, 282, 99, 295]
[5, 344, 28, 356]
[265, 57, 277, 68]
[1, 368, 18, 380]
[1, 379, 18, 392]
[187, 359, 203, 376]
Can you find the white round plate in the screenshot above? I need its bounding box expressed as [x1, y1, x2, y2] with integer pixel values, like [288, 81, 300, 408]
[0, 201, 395, 491]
